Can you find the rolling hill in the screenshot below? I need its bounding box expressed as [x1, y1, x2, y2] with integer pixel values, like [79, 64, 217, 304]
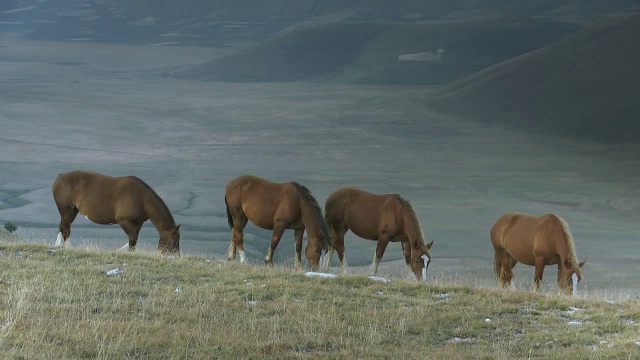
[173, 14, 570, 85]
[3, 0, 638, 46]
[428, 13, 640, 144]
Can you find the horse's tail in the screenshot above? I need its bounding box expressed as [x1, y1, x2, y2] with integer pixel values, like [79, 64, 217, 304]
[493, 251, 502, 280]
[225, 197, 234, 229]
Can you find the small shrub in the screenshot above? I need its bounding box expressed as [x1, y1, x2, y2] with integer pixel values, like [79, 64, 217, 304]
[4, 222, 17, 233]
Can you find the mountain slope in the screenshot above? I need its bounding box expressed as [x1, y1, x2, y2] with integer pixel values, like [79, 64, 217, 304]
[428, 13, 640, 144]
[174, 15, 570, 85]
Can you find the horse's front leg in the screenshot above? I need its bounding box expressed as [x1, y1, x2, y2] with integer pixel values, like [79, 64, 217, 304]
[118, 220, 142, 251]
[369, 234, 390, 276]
[294, 228, 304, 270]
[265, 222, 287, 266]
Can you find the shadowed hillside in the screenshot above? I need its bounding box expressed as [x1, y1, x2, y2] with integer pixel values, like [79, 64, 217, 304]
[428, 13, 640, 144]
[174, 15, 570, 85]
[2, 0, 638, 46]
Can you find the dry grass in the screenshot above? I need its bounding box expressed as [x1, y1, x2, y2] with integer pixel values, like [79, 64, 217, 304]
[0, 235, 639, 359]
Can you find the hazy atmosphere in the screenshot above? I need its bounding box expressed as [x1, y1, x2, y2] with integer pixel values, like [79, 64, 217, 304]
[2, 0, 640, 296]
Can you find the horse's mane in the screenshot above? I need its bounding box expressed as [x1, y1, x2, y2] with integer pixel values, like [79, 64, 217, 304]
[291, 182, 330, 247]
[554, 214, 582, 277]
[394, 194, 430, 254]
[133, 176, 176, 225]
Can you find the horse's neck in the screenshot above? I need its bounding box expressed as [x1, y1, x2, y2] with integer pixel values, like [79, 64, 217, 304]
[143, 191, 176, 231]
[299, 200, 322, 233]
[401, 211, 424, 254]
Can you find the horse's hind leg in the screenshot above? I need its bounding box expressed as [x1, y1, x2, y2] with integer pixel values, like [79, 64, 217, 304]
[227, 212, 249, 264]
[56, 204, 79, 247]
[497, 251, 516, 288]
[229, 215, 248, 263]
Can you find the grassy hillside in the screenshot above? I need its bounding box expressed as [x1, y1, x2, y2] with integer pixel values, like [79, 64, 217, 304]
[1, 238, 639, 358]
[428, 13, 640, 144]
[174, 15, 569, 85]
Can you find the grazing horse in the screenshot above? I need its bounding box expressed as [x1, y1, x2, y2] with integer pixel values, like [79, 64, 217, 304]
[52, 170, 181, 254]
[224, 175, 329, 270]
[490, 212, 586, 294]
[322, 187, 434, 281]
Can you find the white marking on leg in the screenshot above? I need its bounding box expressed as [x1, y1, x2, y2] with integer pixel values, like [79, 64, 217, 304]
[55, 232, 64, 247]
[572, 273, 578, 295]
[227, 241, 236, 260]
[118, 243, 129, 251]
[340, 255, 350, 274]
[369, 253, 380, 275]
[239, 250, 247, 264]
[293, 243, 302, 268]
[265, 247, 273, 263]
[322, 249, 333, 271]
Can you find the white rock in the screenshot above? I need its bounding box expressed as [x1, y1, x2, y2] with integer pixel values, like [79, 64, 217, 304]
[304, 272, 337, 278]
[106, 268, 123, 276]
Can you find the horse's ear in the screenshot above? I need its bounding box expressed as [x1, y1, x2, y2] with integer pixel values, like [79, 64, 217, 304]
[175, 224, 181, 232]
[579, 258, 587, 268]
[426, 240, 433, 249]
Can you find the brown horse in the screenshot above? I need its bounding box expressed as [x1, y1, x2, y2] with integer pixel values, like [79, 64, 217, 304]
[322, 187, 434, 281]
[490, 212, 586, 294]
[52, 170, 181, 254]
[224, 175, 329, 270]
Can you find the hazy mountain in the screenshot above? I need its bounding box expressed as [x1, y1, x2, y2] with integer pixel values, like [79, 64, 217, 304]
[428, 13, 640, 144]
[173, 14, 570, 85]
[2, 0, 639, 46]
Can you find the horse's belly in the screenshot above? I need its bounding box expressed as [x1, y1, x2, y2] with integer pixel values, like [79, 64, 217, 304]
[250, 218, 275, 230]
[507, 246, 536, 265]
[80, 211, 116, 225]
[75, 202, 116, 225]
[348, 226, 378, 241]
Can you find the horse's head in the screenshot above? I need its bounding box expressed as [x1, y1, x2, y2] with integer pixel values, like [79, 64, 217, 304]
[158, 224, 181, 255]
[305, 230, 327, 271]
[410, 240, 434, 281]
[558, 258, 586, 295]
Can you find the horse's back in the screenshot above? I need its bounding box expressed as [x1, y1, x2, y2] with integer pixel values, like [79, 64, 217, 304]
[491, 212, 561, 264]
[225, 175, 299, 227]
[225, 175, 293, 204]
[52, 170, 145, 211]
[325, 186, 401, 239]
